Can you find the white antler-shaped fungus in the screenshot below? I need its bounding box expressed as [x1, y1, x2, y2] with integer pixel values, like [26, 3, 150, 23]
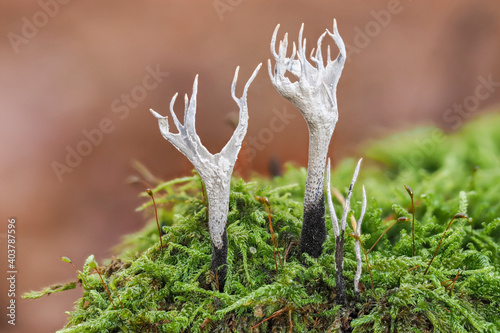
[353, 186, 367, 299]
[269, 20, 346, 257]
[150, 64, 261, 291]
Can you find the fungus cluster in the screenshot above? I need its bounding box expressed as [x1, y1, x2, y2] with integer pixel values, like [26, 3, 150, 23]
[150, 20, 365, 295]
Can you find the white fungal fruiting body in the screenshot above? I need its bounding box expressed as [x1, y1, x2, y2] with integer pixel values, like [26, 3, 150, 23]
[353, 186, 367, 297]
[151, 64, 261, 290]
[326, 157, 366, 304]
[269, 20, 346, 257]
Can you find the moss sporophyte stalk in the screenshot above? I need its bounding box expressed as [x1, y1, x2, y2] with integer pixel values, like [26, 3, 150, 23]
[269, 20, 346, 260]
[23, 20, 500, 332]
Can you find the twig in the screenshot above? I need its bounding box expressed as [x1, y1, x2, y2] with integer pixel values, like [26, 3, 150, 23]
[284, 240, 297, 262]
[349, 233, 377, 299]
[424, 214, 467, 275]
[354, 186, 367, 298]
[199, 177, 208, 220]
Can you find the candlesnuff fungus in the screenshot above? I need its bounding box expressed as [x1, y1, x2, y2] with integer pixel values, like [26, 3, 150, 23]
[150, 64, 262, 291]
[326, 158, 365, 305]
[268, 20, 346, 257]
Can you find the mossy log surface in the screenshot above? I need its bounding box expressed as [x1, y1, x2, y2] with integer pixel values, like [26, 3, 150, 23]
[25, 114, 500, 332]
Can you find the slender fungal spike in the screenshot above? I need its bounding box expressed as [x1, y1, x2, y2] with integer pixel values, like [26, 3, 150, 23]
[284, 240, 298, 262]
[404, 185, 413, 198]
[150, 64, 261, 292]
[199, 177, 208, 220]
[61, 257, 88, 286]
[269, 20, 346, 258]
[353, 185, 367, 298]
[147, 189, 163, 254]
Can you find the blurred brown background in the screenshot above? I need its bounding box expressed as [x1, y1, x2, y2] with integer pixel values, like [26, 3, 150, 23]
[1, 1, 500, 332]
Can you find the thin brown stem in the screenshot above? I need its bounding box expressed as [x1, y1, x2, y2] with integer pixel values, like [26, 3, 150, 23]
[441, 280, 453, 288]
[93, 265, 130, 328]
[255, 196, 283, 270]
[424, 214, 467, 275]
[349, 234, 377, 299]
[61, 257, 88, 286]
[111, 285, 126, 311]
[147, 189, 163, 254]
[449, 268, 462, 295]
[367, 217, 409, 254]
[266, 204, 283, 269]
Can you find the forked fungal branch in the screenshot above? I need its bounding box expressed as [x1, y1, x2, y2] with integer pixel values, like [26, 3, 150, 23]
[326, 158, 366, 304]
[150, 63, 261, 291]
[268, 20, 346, 257]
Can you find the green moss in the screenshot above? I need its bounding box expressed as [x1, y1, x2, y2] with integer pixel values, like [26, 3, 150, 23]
[25, 114, 500, 332]
[23, 281, 77, 299]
